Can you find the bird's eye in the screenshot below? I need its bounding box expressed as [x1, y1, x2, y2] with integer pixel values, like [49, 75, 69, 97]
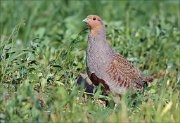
[93, 17, 96, 21]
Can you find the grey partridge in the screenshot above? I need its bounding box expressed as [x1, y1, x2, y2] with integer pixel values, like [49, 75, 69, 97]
[82, 15, 153, 95]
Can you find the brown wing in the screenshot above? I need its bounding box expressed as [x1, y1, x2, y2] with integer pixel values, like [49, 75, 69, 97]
[106, 54, 142, 88]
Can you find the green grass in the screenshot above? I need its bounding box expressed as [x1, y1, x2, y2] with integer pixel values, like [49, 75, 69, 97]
[0, 0, 180, 122]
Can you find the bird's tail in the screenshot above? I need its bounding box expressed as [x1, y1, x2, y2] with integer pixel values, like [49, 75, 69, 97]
[135, 76, 154, 88]
[143, 76, 154, 83]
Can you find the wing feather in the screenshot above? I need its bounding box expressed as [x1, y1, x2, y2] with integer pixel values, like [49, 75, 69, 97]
[106, 53, 142, 88]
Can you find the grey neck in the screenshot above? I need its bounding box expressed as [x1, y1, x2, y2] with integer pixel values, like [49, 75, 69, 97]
[87, 27, 114, 58]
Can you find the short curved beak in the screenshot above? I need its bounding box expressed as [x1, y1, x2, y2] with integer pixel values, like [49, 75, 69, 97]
[82, 18, 88, 23]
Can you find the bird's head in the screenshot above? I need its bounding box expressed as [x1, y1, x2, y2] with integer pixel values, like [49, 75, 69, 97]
[83, 15, 104, 30]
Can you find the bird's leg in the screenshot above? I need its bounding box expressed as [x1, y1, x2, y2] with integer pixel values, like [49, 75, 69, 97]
[79, 73, 92, 85]
[76, 73, 94, 93]
[113, 94, 121, 109]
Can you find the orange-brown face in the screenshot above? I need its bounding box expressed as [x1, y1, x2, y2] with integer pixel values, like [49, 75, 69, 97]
[83, 15, 103, 29]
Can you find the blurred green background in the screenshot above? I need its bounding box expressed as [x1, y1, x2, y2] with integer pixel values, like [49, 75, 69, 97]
[0, 0, 179, 122]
